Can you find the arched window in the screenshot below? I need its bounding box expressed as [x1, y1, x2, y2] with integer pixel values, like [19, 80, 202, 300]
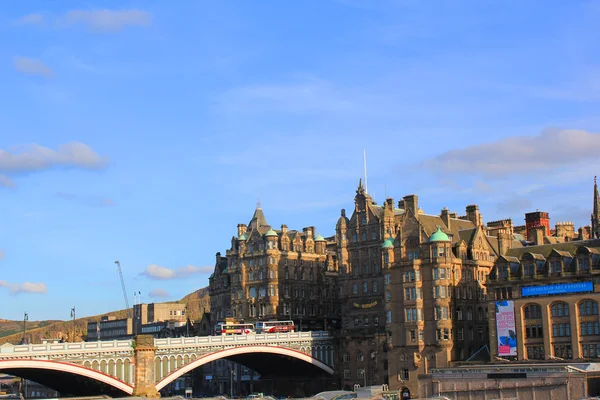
[477, 307, 484, 321]
[551, 302, 570, 318]
[457, 307, 463, 321]
[363, 281, 368, 293]
[524, 304, 542, 319]
[284, 268, 289, 279]
[387, 310, 392, 323]
[579, 300, 599, 316]
[467, 307, 473, 321]
[357, 351, 364, 361]
[249, 287, 257, 298]
[353, 283, 358, 294]
[373, 281, 378, 292]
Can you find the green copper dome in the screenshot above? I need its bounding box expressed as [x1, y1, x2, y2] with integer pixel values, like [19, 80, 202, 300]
[238, 233, 248, 241]
[264, 228, 278, 237]
[315, 234, 325, 241]
[429, 226, 450, 242]
[381, 238, 394, 248]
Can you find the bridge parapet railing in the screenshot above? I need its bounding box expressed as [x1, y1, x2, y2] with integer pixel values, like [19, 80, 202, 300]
[0, 339, 133, 358]
[155, 331, 333, 348]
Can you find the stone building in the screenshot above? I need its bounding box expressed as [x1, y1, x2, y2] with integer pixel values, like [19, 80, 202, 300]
[208, 254, 230, 324]
[383, 198, 503, 397]
[487, 238, 600, 361]
[209, 204, 340, 331]
[133, 302, 187, 335]
[335, 181, 395, 390]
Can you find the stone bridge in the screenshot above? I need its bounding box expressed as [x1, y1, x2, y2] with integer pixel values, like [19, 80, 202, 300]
[0, 331, 336, 397]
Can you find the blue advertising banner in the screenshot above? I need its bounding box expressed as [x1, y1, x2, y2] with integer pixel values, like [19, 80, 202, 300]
[521, 281, 594, 297]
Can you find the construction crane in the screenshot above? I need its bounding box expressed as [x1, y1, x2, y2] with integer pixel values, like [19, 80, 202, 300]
[114, 260, 131, 318]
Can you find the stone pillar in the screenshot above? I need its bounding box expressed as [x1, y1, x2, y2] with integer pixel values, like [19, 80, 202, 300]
[132, 334, 160, 398]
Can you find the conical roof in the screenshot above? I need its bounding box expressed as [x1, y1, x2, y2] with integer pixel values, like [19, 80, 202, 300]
[264, 228, 278, 237]
[249, 206, 268, 231]
[429, 226, 450, 242]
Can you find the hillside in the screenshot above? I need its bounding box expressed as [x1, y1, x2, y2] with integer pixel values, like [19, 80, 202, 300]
[0, 286, 210, 345]
[0, 319, 61, 338]
[178, 286, 210, 321]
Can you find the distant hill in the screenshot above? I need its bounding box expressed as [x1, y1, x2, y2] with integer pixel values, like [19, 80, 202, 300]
[178, 287, 210, 322]
[0, 286, 210, 345]
[0, 319, 61, 339]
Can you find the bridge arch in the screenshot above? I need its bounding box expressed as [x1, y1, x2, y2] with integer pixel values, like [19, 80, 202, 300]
[0, 359, 133, 395]
[155, 345, 334, 391]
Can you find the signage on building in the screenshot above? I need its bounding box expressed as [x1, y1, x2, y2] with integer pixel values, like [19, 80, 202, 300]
[495, 300, 517, 357]
[353, 300, 378, 309]
[521, 281, 594, 297]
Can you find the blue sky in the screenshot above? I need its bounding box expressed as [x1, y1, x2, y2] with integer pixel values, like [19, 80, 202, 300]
[1, 0, 600, 321]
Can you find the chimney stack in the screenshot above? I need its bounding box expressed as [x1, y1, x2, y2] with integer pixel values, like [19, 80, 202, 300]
[403, 195, 419, 215]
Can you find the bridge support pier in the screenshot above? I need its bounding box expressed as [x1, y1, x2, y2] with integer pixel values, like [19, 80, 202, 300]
[132, 335, 160, 398]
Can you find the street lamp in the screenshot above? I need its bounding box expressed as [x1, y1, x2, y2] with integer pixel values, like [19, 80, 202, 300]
[70, 307, 76, 342]
[22, 313, 28, 345]
[230, 368, 236, 398]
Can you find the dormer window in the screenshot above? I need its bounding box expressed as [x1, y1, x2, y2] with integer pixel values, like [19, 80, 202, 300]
[550, 260, 561, 274]
[523, 263, 534, 277]
[498, 264, 509, 279]
[580, 257, 591, 272]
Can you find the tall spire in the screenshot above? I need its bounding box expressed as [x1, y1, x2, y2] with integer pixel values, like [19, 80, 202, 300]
[363, 148, 368, 195]
[593, 176, 600, 239]
[257, 189, 261, 209]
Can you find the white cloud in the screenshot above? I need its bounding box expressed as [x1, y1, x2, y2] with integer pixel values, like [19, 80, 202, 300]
[422, 129, 600, 177]
[13, 56, 55, 78]
[0, 142, 107, 177]
[149, 288, 171, 298]
[14, 13, 44, 26]
[0, 280, 47, 295]
[60, 9, 152, 33]
[141, 264, 213, 280]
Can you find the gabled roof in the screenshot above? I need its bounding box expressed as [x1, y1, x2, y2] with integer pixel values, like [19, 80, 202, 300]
[550, 249, 573, 258]
[458, 229, 476, 245]
[521, 252, 546, 261]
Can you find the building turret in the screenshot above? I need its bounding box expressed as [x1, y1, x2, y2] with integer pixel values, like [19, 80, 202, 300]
[592, 176, 600, 239]
[336, 209, 350, 273]
[315, 233, 326, 254]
